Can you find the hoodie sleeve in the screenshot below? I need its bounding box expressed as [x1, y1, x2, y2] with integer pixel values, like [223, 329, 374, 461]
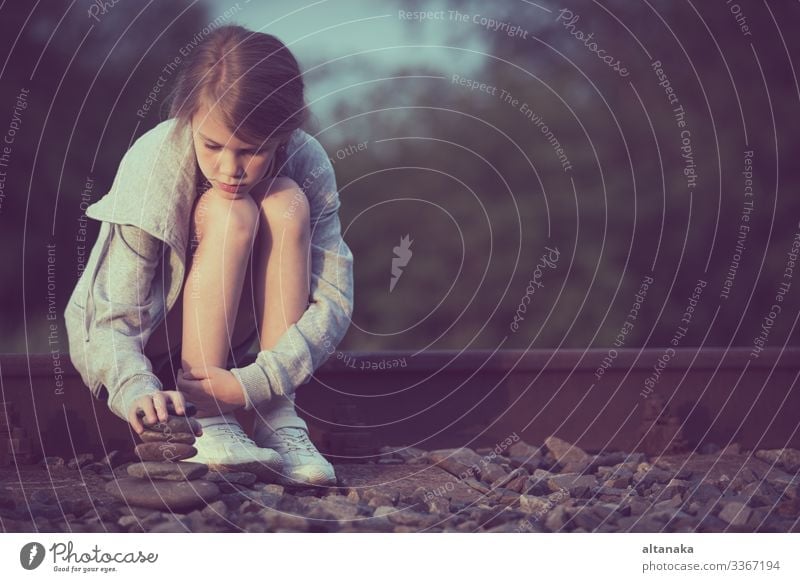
[229, 133, 355, 409]
[66, 220, 165, 422]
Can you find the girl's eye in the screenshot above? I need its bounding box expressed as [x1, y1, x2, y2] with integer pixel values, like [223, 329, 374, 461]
[204, 143, 221, 151]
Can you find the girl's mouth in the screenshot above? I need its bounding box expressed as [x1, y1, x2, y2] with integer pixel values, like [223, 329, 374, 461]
[217, 182, 246, 194]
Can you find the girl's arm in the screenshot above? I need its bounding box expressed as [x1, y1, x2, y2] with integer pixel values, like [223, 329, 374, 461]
[65, 221, 165, 422]
[230, 134, 355, 408]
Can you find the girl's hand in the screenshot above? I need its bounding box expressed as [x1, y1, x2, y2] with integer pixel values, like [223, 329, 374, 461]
[176, 367, 246, 417]
[127, 390, 200, 435]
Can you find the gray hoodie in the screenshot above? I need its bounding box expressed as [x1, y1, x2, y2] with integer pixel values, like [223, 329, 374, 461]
[64, 118, 354, 422]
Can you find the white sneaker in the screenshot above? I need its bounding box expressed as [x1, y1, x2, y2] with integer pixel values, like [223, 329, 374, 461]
[187, 413, 283, 483]
[254, 414, 337, 487]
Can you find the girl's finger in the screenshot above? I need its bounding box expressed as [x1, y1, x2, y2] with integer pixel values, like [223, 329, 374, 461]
[129, 407, 144, 434]
[166, 391, 186, 416]
[140, 400, 158, 427]
[152, 392, 169, 423]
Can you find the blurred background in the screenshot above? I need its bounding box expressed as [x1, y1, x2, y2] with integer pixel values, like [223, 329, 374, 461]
[1, 0, 799, 355]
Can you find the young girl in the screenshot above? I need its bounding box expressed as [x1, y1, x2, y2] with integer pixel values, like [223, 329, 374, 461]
[64, 25, 354, 487]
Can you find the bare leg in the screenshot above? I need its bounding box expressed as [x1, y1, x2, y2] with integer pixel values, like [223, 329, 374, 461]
[248, 177, 312, 418]
[181, 189, 260, 410]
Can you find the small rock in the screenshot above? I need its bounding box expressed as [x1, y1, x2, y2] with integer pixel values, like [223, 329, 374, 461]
[544, 436, 591, 473]
[201, 500, 228, 519]
[462, 477, 491, 495]
[67, 453, 94, 469]
[425, 448, 484, 480]
[547, 474, 597, 498]
[507, 455, 541, 472]
[755, 449, 800, 473]
[490, 467, 526, 491]
[545, 505, 570, 531]
[127, 461, 208, 481]
[663, 478, 692, 497]
[40, 456, 65, 469]
[518, 495, 551, 516]
[508, 440, 541, 459]
[253, 483, 285, 497]
[480, 463, 508, 484]
[98, 450, 129, 469]
[367, 493, 398, 508]
[105, 477, 220, 512]
[134, 442, 197, 462]
[425, 496, 451, 514]
[718, 501, 752, 527]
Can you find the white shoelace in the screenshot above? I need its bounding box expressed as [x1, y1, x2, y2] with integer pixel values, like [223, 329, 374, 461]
[207, 423, 256, 445]
[274, 427, 316, 453]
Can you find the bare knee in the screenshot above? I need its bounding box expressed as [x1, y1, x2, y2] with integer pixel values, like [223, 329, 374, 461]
[257, 177, 311, 242]
[192, 189, 260, 249]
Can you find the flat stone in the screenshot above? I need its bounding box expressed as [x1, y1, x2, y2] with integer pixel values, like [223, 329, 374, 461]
[105, 477, 220, 512]
[134, 442, 197, 462]
[126, 461, 208, 481]
[139, 431, 196, 445]
[140, 415, 202, 436]
[425, 448, 484, 480]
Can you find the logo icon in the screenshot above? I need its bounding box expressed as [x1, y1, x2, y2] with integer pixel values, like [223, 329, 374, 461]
[20, 542, 45, 570]
[390, 234, 413, 292]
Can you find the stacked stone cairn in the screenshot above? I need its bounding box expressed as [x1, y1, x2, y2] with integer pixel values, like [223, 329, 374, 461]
[104, 403, 222, 512]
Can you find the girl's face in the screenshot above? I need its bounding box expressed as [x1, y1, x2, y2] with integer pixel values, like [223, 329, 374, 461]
[191, 103, 282, 198]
